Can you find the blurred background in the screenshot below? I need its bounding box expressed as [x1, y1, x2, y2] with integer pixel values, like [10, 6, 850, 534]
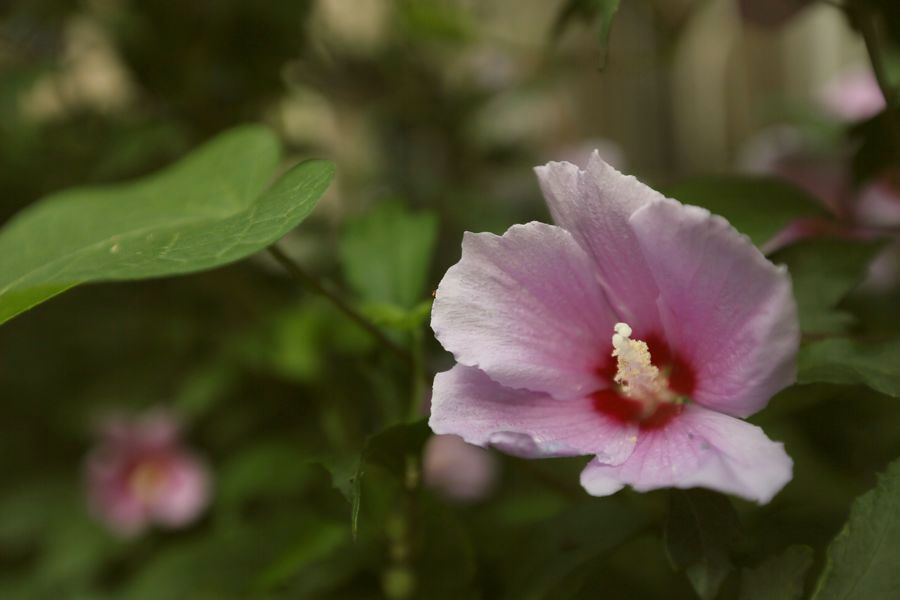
[1, 0, 898, 598]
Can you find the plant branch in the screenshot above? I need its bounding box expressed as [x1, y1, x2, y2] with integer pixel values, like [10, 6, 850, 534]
[267, 244, 414, 367]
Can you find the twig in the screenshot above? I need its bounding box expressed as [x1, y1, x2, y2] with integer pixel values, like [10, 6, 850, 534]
[267, 245, 414, 367]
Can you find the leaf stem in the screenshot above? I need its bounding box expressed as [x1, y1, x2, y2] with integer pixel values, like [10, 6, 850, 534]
[267, 245, 414, 367]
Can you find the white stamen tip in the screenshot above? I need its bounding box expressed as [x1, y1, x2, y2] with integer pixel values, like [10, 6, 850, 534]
[610, 322, 672, 409]
[612, 322, 632, 351]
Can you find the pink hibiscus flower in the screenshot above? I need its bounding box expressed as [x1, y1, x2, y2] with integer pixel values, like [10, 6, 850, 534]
[84, 409, 210, 537]
[429, 154, 798, 504]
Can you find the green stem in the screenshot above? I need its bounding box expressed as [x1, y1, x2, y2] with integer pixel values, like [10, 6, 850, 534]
[267, 245, 414, 367]
[408, 327, 426, 422]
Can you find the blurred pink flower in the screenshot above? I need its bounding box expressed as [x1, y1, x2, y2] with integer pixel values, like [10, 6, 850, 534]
[738, 66, 899, 287]
[84, 409, 210, 537]
[430, 153, 797, 504]
[820, 67, 886, 123]
[423, 434, 498, 502]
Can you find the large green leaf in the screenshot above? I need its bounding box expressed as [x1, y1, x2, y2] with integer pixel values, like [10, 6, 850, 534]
[664, 176, 827, 249]
[798, 338, 900, 397]
[0, 125, 334, 324]
[664, 489, 741, 600]
[740, 545, 813, 600]
[772, 239, 883, 335]
[812, 459, 900, 599]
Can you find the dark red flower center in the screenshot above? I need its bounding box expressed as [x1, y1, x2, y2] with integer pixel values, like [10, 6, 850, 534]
[592, 333, 696, 431]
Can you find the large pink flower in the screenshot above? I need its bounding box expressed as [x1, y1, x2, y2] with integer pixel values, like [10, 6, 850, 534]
[84, 410, 210, 537]
[429, 154, 797, 504]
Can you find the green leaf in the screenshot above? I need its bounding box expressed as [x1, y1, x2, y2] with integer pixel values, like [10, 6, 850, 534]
[798, 338, 900, 397]
[257, 299, 374, 382]
[813, 459, 900, 599]
[216, 440, 318, 518]
[772, 239, 883, 334]
[123, 513, 346, 600]
[740, 545, 814, 600]
[339, 201, 438, 309]
[352, 420, 430, 539]
[664, 175, 827, 249]
[664, 489, 741, 600]
[254, 521, 349, 592]
[504, 499, 647, 600]
[0, 125, 334, 324]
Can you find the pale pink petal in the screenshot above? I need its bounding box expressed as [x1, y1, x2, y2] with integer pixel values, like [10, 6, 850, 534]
[423, 434, 498, 502]
[99, 408, 180, 450]
[432, 222, 617, 398]
[534, 153, 665, 335]
[84, 410, 210, 536]
[820, 66, 886, 122]
[84, 448, 150, 537]
[630, 200, 798, 417]
[150, 453, 210, 528]
[580, 404, 792, 504]
[430, 365, 637, 464]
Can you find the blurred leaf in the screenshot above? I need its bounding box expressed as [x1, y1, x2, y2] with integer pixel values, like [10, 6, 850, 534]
[664, 490, 741, 600]
[740, 545, 813, 600]
[261, 300, 373, 382]
[217, 440, 317, 518]
[772, 239, 883, 334]
[352, 420, 430, 538]
[254, 521, 350, 592]
[0, 480, 69, 547]
[0, 483, 117, 595]
[173, 361, 239, 419]
[363, 299, 433, 332]
[812, 459, 900, 599]
[311, 422, 430, 539]
[340, 201, 438, 309]
[123, 513, 345, 600]
[798, 337, 900, 397]
[503, 499, 647, 600]
[0, 125, 334, 325]
[664, 176, 827, 249]
[551, 0, 621, 68]
[396, 0, 473, 42]
[415, 496, 478, 598]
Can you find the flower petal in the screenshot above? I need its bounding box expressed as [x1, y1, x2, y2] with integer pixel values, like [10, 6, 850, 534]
[432, 221, 617, 398]
[579, 404, 792, 504]
[150, 454, 210, 528]
[534, 153, 665, 335]
[430, 365, 637, 464]
[630, 199, 798, 417]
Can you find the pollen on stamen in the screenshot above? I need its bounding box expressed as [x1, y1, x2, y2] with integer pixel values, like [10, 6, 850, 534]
[611, 322, 669, 403]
